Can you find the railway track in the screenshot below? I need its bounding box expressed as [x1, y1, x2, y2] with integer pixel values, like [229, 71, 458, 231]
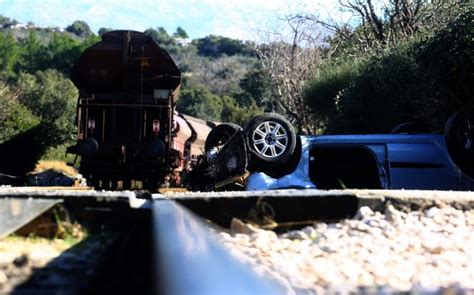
[1, 187, 473, 294]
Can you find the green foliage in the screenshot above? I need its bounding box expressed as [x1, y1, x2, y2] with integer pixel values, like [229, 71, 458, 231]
[174, 27, 188, 39]
[181, 54, 257, 98]
[176, 86, 223, 121]
[176, 84, 264, 125]
[46, 33, 82, 73]
[304, 8, 473, 134]
[98, 27, 112, 36]
[238, 68, 273, 107]
[2, 102, 40, 142]
[221, 95, 263, 125]
[78, 34, 101, 51]
[192, 35, 254, 58]
[66, 20, 93, 38]
[0, 32, 19, 79]
[0, 81, 39, 143]
[0, 15, 17, 28]
[413, 8, 474, 126]
[41, 144, 76, 162]
[145, 27, 174, 46]
[0, 26, 99, 77]
[17, 70, 78, 145]
[144, 27, 185, 54]
[325, 26, 370, 59]
[17, 30, 46, 73]
[331, 47, 423, 133]
[304, 58, 364, 124]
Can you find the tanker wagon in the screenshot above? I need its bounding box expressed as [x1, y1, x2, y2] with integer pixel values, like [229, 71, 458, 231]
[67, 30, 184, 190]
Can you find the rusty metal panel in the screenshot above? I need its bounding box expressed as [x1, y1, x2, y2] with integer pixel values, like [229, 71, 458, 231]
[181, 114, 213, 156]
[70, 30, 181, 96]
[173, 114, 193, 152]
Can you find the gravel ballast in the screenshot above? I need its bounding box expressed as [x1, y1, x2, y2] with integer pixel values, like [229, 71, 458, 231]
[216, 205, 474, 293]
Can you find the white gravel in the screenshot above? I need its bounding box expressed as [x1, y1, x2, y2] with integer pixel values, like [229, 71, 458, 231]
[216, 205, 474, 294]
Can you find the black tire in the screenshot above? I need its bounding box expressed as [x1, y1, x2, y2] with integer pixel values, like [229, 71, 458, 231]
[444, 112, 474, 160]
[243, 113, 296, 166]
[205, 123, 241, 152]
[390, 122, 417, 134]
[444, 111, 474, 177]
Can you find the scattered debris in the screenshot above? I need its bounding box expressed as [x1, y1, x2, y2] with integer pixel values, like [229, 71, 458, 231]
[26, 160, 87, 187]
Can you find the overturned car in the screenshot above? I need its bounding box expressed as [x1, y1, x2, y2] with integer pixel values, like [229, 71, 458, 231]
[187, 112, 474, 191]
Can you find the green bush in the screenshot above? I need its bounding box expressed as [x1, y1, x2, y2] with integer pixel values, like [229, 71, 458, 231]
[413, 8, 473, 127]
[41, 143, 77, 163]
[304, 8, 473, 134]
[17, 69, 78, 145]
[304, 58, 364, 126]
[0, 81, 39, 143]
[176, 86, 224, 121]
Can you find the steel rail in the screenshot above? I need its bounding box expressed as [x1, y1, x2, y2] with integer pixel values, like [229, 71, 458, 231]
[152, 199, 284, 295]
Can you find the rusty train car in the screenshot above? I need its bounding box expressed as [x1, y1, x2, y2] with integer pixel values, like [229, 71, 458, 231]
[67, 30, 212, 189]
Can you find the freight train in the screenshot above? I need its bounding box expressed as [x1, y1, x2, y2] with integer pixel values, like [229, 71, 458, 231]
[66, 30, 213, 190]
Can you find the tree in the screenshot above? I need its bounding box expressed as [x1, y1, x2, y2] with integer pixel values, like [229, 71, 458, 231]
[220, 95, 263, 125]
[144, 27, 174, 45]
[176, 86, 223, 121]
[79, 34, 101, 51]
[183, 54, 256, 97]
[46, 33, 82, 74]
[98, 27, 112, 36]
[66, 20, 93, 38]
[173, 27, 188, 39]
[192, 35, 254, 58]
[0, 15, 18, 28]
[257, 16, 322, 132]
[17, 30, 46, 73]
[0, 82, 39, 143]
[17, 69, 78, 145]
[238, 68, 273, 107]
[304, 7, 474, 134]
[295, 0, 468, 53]
[0, 32, 19, 79]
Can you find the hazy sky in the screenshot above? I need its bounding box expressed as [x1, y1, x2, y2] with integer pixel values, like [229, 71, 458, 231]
[0, 0, 352, 40]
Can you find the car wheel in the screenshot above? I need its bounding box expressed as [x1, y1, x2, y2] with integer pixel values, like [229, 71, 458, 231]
[445, 111, 474, 156]
[243, 113, 296, 166]
[390, 122, 417, 134]
[444, 111, 474, 176]
[204, 123, 241, 153]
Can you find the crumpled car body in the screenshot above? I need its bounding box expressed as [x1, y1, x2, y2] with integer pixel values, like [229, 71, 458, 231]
[245, 133, 473, 191]
[192, 111, 473, 192]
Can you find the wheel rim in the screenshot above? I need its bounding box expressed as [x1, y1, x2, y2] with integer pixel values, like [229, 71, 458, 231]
[251, 121, 288, 158]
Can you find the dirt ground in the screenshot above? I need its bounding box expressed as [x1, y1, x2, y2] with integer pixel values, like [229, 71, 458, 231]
[0, 236, 81, 293]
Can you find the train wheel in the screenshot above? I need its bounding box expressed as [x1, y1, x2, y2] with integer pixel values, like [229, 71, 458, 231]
[101, 179, 110, 190]
[122, 178, 132, 190]
[110, 179, 118, 190]
[143, 177, 159, 192]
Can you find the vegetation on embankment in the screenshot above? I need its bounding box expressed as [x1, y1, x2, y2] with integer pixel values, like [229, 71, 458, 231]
[303, 4, 473, 134]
